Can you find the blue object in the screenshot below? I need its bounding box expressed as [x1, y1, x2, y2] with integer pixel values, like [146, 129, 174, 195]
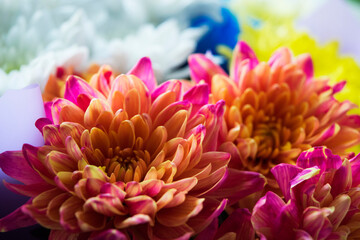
[190, 7, 240, 70]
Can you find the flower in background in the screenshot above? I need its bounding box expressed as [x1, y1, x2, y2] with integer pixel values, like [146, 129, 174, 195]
[189, 41, 360, 178]
[232, 0, 360, 116]
[252, 147, 360, 239]
[0, 58, 265, 239]
[0, 0, 238, 95]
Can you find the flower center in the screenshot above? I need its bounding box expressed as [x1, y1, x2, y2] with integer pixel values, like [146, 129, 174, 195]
[102, 146, 149, 182]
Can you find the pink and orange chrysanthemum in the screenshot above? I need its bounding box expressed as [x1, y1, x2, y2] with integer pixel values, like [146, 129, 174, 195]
[252, 147, 360, 239]
[0, 57, 265, 239]
[189, 41, 360, 177]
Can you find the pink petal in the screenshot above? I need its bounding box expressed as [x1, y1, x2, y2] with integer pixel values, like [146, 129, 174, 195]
[205, 168, 266, 205]
[332, 80, 346, 94]
[350, 153, 360, 187]
[127, 57, 156, 94]
[230, 41, 259, 82]
[296, 147, 342, 173]
[0, 151, 43, 185]
[0, 204, 36, 232]
[194, 217, 218, 240]
[188, 54, 227, 87]
[183, 83, 209, 116]
[271, 164, 302, 202]
[296, 53, 314, 79]
[216, 208, 255, 240]
[64, 75, 104, 110]
[151, 80, 182, 102]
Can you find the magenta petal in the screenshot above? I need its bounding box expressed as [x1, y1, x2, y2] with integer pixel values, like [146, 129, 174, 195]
[64, 75, 104, 108]
[290, 167, 320, 189]
[188, 54, 227, 88]
[271, 164, 302, 202]
[183, 83, 209, 116]
[127, 57, 156, 94]
[151, 80, 182, 102]
[215, 208, 255, 240]
[90, 229, 128, 240]
[35, 118, 53, 134]
[0, 151, 43, 185]
[296, 53, 314, 79]
[332, 80, 346, 94]
[205, 168, 266, 205]
[0, 205, 36, 232]
[294, 229, 313, 239]
[350, 153, 360, 187]
[194, 218, 218, 240]
[296, 147, 342, 173]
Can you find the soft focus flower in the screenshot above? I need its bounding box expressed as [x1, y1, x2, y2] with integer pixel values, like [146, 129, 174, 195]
[235, 0, 360, 116]
[252, 147, 360, 239]
[0, 57, 265, 239]
[0, 0, 232, 94]
[188, 41, 360, 177]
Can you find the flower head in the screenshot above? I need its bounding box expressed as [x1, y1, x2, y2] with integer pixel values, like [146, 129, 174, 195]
[189, 41, 360, 176]
[252, 146, 360, 239]
[0, 57, 265, 239]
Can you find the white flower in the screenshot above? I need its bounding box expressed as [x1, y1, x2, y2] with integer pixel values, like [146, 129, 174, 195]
[0, 0, 221, 94]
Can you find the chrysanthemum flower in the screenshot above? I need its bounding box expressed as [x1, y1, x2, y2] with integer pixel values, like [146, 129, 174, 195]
[252, 146, 360, 239]
[189, 41, 360, 177]
[0, 57, 265, 239]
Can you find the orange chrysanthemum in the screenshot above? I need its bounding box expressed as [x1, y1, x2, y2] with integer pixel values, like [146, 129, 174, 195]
[0, 57, 265, 239]
[189, 41, 360, 177]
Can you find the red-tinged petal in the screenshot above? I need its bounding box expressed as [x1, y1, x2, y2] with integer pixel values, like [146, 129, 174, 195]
[350, 153, 360, 187]
[187, 198, 227, 234]
[100, 183, 126, 201]
[42, 125, 63, 147]
[302, 207, 333, 239]
[0, 151, 43, 185]
[114, 214, 152, 229]
[0, 205, 36, 232]
[51, 98, 82, 125]
[328, 195, 351, 229]
[156, 196, 204, 227]
[64, 75, 104, 108]
[268, 47, 292, 69]
[331, 159, 352, 196]
[215, 208, 255, 240]
[125, 195, 157, 220]
[140, 179, 164, 197]
[74, 178, 105, 200]
[206, 168, 266, 205]
[194, 217, 218, 240]
[252, 191, 287, 239]
[290, 167, 320, 189]
[271, 164, 302, 202]
[332, 80, 346, 94]
[294, 230, 313, 240]
[153, 100, 192, 128]
[190, 166, 227, 196]
[162, 177, 198, 193]
[76, 210, 107, 231]
[59, 196, 83, 231]
[230, 41, 259, 81]
[22, 204, 62, 230]
[151, 80, 182, 103]
[296, 53, 314, 79]
[188, 54, 227, 87]
[36, 117, 53, 134]
[84, 195, 126, 216]
[83, 165, 109, 181]
[125, 181, 142, 197]
[183, 84, 209, 116]
[45, 151, 77, 174]
[4, 181, 53, 197]
[89, 229, 128, 240]
[127, 57, 156, 93]
[296, 147, 342, 173]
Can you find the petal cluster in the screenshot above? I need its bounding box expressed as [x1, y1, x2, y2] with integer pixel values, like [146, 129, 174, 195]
[0, 57, 265, 239]
[189, 41, 360, 176]
[252, 146, 360, 239]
